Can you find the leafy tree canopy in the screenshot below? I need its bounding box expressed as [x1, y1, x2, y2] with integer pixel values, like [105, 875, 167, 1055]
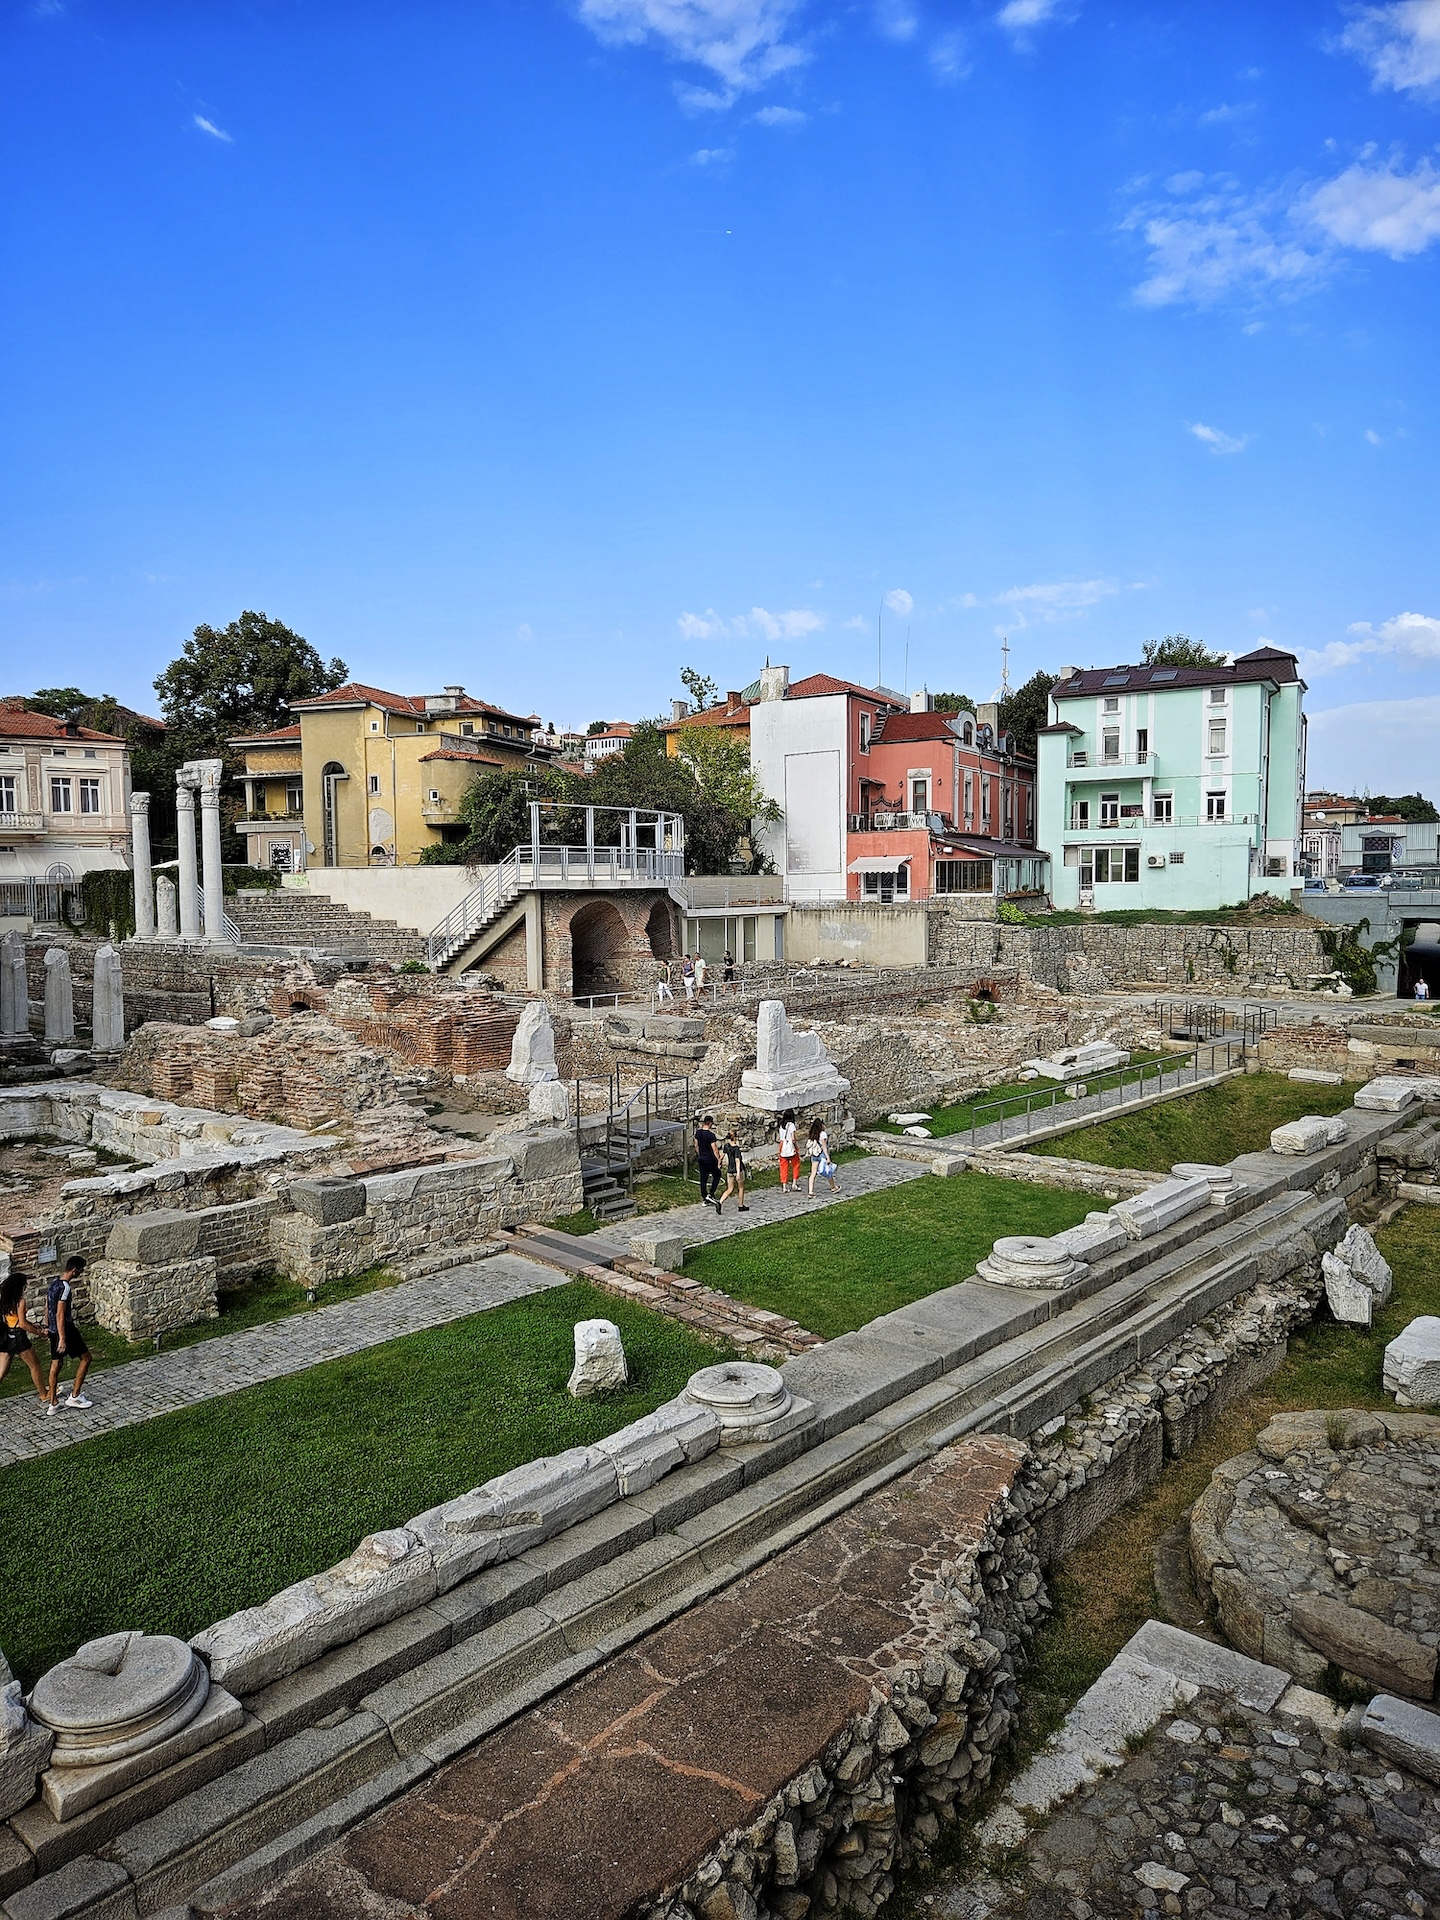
[1364, 792, 1440, 823]
[420, 766, 579, 866]
[675, 727, 781, 840]
[1142, 634, 1229, 668]
[997, 669, 1058, 759]
[586, 723, 746, 874]
[152, 611, 346, 763]
[680, 667, 718, 712]
[931, 691, 976, 714]
[586, 720, 612, 736]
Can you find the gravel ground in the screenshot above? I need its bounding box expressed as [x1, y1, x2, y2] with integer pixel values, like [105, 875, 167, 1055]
[932, 1689, 1440, 1920]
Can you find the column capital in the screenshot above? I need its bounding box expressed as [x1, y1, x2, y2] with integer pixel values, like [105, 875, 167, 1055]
[199, 781, 222, 809]
[176, 783, 196, 810]
[129, 791, 151, 817]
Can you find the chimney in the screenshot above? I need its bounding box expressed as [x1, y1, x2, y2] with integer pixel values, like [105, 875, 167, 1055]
[758, 665, 790, 703]
[1058, 666, 1078, 682]
[671, 699, 689, 724]
[910, 689, 930, 714]
[726, 690, 742, 714]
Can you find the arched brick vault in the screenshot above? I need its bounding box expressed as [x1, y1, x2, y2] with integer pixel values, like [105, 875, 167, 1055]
[463, 889, 680, 995]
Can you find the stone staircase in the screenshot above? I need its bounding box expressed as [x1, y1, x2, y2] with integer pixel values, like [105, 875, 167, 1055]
[228, 891, 428, 965]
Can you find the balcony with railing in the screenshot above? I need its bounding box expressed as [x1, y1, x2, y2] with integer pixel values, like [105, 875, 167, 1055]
[847, 809, 952, 833]
[0, 810, 45, 835]
[1066, 749, 1152, 773]
[1066, 811, 1259, 833]
[236, 810, 305, 833]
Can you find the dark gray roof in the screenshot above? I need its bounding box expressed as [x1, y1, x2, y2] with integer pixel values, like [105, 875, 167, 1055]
[1052, 646, 1302, 699]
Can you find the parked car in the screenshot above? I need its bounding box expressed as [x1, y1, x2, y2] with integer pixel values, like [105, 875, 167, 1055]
[1341, 872, 1382, 892]
[1302, 877, 1331, 894]
[1381, 871, 1424, 891]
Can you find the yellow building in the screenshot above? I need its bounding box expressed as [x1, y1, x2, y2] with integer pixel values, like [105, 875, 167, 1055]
[230, 682, 554, 870]
[656, 690, 752, 759]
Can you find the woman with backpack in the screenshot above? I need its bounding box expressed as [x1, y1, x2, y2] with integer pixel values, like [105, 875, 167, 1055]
[806, 1117, 842, 1197]
[777, 1109, 800, 1194]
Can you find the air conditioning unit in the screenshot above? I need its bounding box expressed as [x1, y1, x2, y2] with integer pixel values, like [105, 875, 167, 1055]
[872, 813, 897, 829]
[1147, 854, 1166, 868]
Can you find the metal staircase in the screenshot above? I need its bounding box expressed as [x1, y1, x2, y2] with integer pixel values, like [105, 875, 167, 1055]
[574, 1066, 692, 1223]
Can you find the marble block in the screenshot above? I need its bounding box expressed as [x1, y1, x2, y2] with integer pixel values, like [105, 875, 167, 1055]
[30, 1632, 209, 1780]
[505, 1000, 558, 1086]
[43, 947, 75, 1045]
[0, 931, 28, 1038]
[1383, 1317, 1440, 1409]
[1112, 1175, 1213, 1240]
[737, 1000, 850, 1113]
[1270, 1115, 1349, 1156]
[1354, 1077, 1421, 1113]
[41, 1684, 243, 1822]
[1322, 1222, 1394, 1328]
[528, 1077, 571, 1124]
[594, 1399, 722, 1495]
[1288, 1068, 1344, 1085]
[977, 1235, 1086, 1290]
[567, 1318, 628, 1397]
[0, 1681, 53, 1820]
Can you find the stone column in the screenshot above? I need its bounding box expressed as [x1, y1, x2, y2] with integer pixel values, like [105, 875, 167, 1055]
[0, 930, 27, 1037]
[155, 875, 179, 940]
[43, 948, 75, 1044]
[197, 760, 227, 943]
[176, 780, 200, 941]
[128, 793, 155, 941]
[91, 943, 124, 1050]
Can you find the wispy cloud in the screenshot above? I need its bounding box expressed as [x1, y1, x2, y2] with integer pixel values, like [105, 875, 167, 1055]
[874, 0, 918, 41]
[997, 0, 1068, 33]
[193, 113, 233, 143]
[882, 587, 914, 617]
[1126, 158, 1440, 307]
[575, 0, 807, 109]
[1188, 421, 1250, 454]
[1302, 609, 1440, 672]
[690, 146, 735, 164]
[753, 104, 806, 125]
[677, 605, 825, 641]
[1337, 0, 1440, 99]
[1197, 100, 1256, 127]
[929, 30, 970, 80]
[980, 578, 1141, 630]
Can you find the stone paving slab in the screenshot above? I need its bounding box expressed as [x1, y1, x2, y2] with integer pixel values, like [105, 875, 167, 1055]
[0, 1257, 570, 1467]
[604, 1151, 927, 1254]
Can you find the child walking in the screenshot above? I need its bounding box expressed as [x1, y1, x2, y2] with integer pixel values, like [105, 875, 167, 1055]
[777, 1109, 800, 1194]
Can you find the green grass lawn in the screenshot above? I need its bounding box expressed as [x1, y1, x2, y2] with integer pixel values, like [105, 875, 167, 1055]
[0, 1281, 721, 1688]
[0, 1267, 404, 1404]
[868, 1050, 1172, 1140]
[679, 1170, 1095, 1340]
[1028, 1069, 1356, 1172]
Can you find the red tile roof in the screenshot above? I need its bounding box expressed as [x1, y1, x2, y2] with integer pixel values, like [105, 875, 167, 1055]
[786, 673, 899, 702]
[417, 748, 504, 765]
[228, 724, 303, 746]
[659, 702, 751, 734]
[286, 682, 536, 726]
[0, 703, 124, 744]
[871, 711, 960, 743]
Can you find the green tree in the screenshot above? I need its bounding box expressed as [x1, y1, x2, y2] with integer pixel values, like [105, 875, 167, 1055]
[931, 691, 976, 715]
[421, 766, 579, 866]
[997, 669, 1058, 758]
[1141, 634, 1229, 668]
[680, 667, 718, 712]
[26, 687, 95, 723]
[586, 720, 612, 736]
[586, 724, 745, 874]
[152, 611, 347, 763]
[24, 687, 186, 850]
[676, 727, 780, 868]
[1363, 792, 1439, 823]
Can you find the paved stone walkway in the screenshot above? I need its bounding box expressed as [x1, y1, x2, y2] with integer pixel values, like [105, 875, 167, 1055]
[0, 1255, 569, 1467]
[602, 1150, 928, 1254]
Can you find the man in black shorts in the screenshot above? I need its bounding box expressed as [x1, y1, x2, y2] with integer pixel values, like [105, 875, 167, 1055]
[694, 1114, 723, 1213]
[46, 1255, 94, 1412]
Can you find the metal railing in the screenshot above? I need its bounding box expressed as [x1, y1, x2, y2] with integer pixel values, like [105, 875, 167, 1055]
[1066, 813, 1260, 832]
[573, 1064, 692, 1202]
[847, 810, 951, 833]
[1161, 1000, 1279, 1044]
[1067, 750, 1152, 769]
[0, 878, 83, 923]
[961, 1040, 1243, 1148]
[427, 840, 686, 968]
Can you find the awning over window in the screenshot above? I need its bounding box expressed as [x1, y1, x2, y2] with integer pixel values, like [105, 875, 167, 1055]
[847, 856, 912, 874]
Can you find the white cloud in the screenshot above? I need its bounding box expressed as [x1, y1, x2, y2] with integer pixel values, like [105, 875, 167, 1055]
[690, 146, 735, 164]
[575, 0, 807, 107]
[1126, 158, 1440, 306]
[193, 114, 233, 142]
[677, 605, 825, 642]
[1197, 101, 1255, 126]
[997, 0, 1065, 31]
[874, 0, 918, 41]
[1188, 421, 1250, 454]
[1308, 693, 1440, 794]
[882, 587, 914, 617]
[981, 578, 1142, 629]
[1337, 0, 1440, 98]
[1366, 426, 1384, 444]
[753, 104, 806, 125]
[843, 614, 868, 630]
[929, 29, 970, 80]
[1304, 159, 1440, 257]
[1302, 609, 1440, 672]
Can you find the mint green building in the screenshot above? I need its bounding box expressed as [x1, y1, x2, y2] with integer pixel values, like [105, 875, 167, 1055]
[1035, 646, 1307, 912]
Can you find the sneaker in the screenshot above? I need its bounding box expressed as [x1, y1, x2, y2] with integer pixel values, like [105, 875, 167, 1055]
[738, 1204, 750, 1212]
[64, 1394, 93, 1409]
[45, 1402, 58, 1417]
[712, 1199, 723, 1214]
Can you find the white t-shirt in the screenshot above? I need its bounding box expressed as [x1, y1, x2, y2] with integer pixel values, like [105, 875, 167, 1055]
[779, 1121, 797, 1157]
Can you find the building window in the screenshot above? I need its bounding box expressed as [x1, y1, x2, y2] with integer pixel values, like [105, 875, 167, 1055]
[78, 778, 101, 814]
[910, 776, 929, 813]
[1093, 846, 1140, 883]
[461, 722, 474, 736]
[1073, 797, 1090, 830]
[861, 866, 908, 902]
[963, 771, 973, 820]
[51, 747, 66, 758]
[50, 777, 72, 813]
[1099, 791, 1120, 825]
[859, 712, 872, 754]
[980, 778, 990, 823]
[370, 721, 380, 732]
[934, 859, 993, 894]
[1102, 729, 1120, 761]
[1206, 790, 1226, 821]
[368, 774, 380, 794]
[1102, 695, 1120, 714]
[1152, 792, 1173, 823]
[1169, 851, 1185, 864]
[1136, 727, 1148, 756]
[0, 776, 15, 814]
[428, 788, 441, 803]
[1208, 720, 1226, 755]
[286, 780, 303, 813]
[1210, 687, 1226, 705]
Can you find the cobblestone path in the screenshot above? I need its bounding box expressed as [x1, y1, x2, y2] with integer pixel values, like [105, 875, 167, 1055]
[0, 1255, 569, 1467]
[602, 1151, 928, 1254]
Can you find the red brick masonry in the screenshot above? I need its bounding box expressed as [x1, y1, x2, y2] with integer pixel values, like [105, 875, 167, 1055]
[223, 1436, 1026, 1920]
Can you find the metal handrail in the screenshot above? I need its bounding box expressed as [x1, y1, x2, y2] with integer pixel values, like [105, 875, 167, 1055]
[963, 1041, 1242, 1148]
[574, 1063, 692, 1204]
[426, 841, 688, 968]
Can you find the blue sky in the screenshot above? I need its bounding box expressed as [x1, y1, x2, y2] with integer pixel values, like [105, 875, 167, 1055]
[4, 0, 1439, 792]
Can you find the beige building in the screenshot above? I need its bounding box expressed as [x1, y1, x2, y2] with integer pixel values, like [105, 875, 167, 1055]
[231, 682, 555, 870]
[0, 700, 133, 890]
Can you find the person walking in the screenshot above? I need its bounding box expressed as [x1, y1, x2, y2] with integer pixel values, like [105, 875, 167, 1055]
[655, 960, 674, 1004]
[694, 1113, 723, 1213]
[777, 1109, 801, 1194]
[46, 1255, 93, 1412]
[814, 1120, 842, 1195]
[722, 949, 735, 991]
[681, 954, 696, 1001]
[693, 951, 709, 996]
[805, 1118, 827, 1196]
[719, 1127, 749, 1211]
[1, 1271, 52, 1409]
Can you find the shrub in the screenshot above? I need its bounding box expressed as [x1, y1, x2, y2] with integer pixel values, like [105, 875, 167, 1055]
[80, 869, 136, 941]
[222, 865, 280, 893]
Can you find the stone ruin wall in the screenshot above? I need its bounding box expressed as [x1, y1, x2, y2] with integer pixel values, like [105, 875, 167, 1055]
[927, 910, 1330, 992]
[1256, 1016, 1440, 1083]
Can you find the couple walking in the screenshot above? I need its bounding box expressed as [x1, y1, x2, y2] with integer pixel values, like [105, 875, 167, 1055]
[778, 1110, 842, 1197]
[0, 1257, 95, 1417]
[693, 1115, 749, 1214]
